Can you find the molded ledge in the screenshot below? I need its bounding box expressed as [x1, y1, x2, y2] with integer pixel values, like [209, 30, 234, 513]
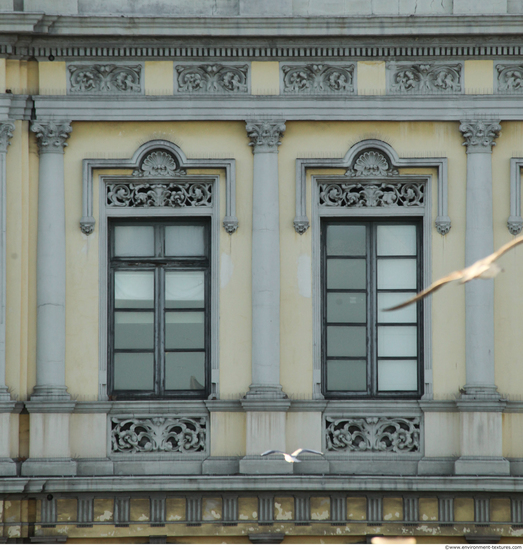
[454, 457, 510, 476]
[0, 459, 17, 477]
[202, 457, 240, 475]
[22, 458, 77, 476]
[417, 457, 455, 475]
[239, 456, 293, 475]
[76, 458, 114, 476]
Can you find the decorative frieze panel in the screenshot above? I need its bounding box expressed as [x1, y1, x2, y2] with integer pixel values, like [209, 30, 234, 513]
[68, 64, 143, 94]
[106, 179, 213, 208]
[387, 62, 462, 94]
[496, 64, 523, 93]
[318, 180, 424, 208]
[281, 63, 355, 94]
[175, 64, 249, 93]
[110, 416, 207, 454]
[325, 416, 421, 453]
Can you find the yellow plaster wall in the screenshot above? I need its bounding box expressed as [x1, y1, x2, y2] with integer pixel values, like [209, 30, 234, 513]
[38, 61, 66, 95]
[502, 413, 523, 456]
[357, 61, 386, 95]
[251, 61, 279, 95]
[454, 498, 474, 522]
[383, 498, 403, 521]
[419, 498, 438, 521]
[0, 59, 5, 92]
[464, 60, 494, 94]
[144, 61, 173, 95]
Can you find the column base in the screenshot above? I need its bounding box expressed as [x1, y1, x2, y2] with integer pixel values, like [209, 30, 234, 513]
[0, 458, 17, 476]
[0, 386, 12, 402]
[22, 458, 77, 476]
[454, 456, 510, 476]
[239, 456, 293, 475]
[30, 385, 71, 401]
[242, 385, 290, 411]
[460, 384, 502, 401]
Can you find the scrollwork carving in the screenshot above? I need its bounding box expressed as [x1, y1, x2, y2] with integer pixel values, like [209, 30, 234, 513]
[460, 120, 501, 153]
[282, 64, 354, 94]
[176, 64, 248, 93]
[69, 64, 142, 94]
[389, 63, 462, 94]
[246, 120, 286, 153]
[106, 180, 213, 208]
[319, 180, 424, 208]
[111, 416, 207, 454]
[31, 121, 73, 153]
[325, 416, 421, 453]
[496, 64, 523, 93]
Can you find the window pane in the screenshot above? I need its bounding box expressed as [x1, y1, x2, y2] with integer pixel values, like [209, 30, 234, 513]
[377, 225, 416, 256]
[165, 352, 205, 390]
[378, 293, 417, 323]
[377, 259, 417, 290]
[378, 360, 418, 391]
[327, 360, 367, 391]
[327, 326, 366, 357]
[165, 272, 205, 308]
[378, 326, 417, 357]
[326, 225, 366, 256]
[166, 312, 205, 349]
[114, 226, 154, 257]
[114, 352, 154, 390]
[115, 312, 154, 349]
[327, 293, 366, 323]
[115, 271, 154, 308]
[165, 225, 205, 257]
[327, 259, 366, 290]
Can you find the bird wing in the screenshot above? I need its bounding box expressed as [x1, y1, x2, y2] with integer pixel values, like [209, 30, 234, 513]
[261, 450, 283, 457]
[382, 270, 464, 311]
[489, 234, 523, 262]
[293, 449, 324, 456]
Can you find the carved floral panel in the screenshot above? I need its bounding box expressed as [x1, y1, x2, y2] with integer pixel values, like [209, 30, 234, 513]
[175, 64, 249, 93]
[281, 63, 355, 94]
[388, 62, 462, 94]
[496, 64, 523, 93]
[106, 180, 213, 208]
[68, 64, 143, 94]
[325, 416, 421, 453]
[111, 416, 207, 454]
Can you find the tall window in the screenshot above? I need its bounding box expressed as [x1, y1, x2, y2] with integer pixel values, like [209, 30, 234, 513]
[109, 219, 210, 399]
[322, 220, 422, 398]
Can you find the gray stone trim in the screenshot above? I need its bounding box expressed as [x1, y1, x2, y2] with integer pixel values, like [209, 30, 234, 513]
[294, 495, 310, 522]
[387, 61, 463, 95]
[418, 400, 459, 412]
[73, 401, 112, 413]
[30, 537, 67, 544]
[456, 399, 507, 412]
[77, 496, 94, 524]
[249, 533, 284, 544]
[258, 494, 274, 523]
[475, 497, 490, 523]
[186, 495, 202, 524]
[330, 494, 346, 522]
[438, 496, 454, 523]
[174, 62, 250, 94]
[367, 496, 383, 522]
[149, 536, 167, 544]
[511, 498, 523, 524]
[508, 157, 523, 235]
[66, 62, 144, 95]
[204, 399, 243, 412]
[107, 400, 209, 416]
[465, 535, 501, 544]
[114, 496, 130, 524]
[222, 495, 238, 522]
[280, 62, 355, 95]
[25, 401, 76, 413]
[150, 496, 166, 524]
[40, 496, 57, 525]
[403, 497, 419, 523]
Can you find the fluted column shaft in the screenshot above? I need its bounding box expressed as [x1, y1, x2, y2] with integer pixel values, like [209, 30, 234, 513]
[31, 121, 72, 401]
[245, 121, 286, 399]
[460, 120, 501, 398]
[0, 122, 14, 401]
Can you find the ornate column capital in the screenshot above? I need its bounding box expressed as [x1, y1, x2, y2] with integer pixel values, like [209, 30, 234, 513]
[246, 120, 286, 154]
[0, 122, 15, 154]
[31, 121, 73, 154]
[459, 120, 501, 153]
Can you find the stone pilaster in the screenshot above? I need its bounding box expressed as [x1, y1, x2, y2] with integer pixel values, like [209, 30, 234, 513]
[30, 121, 73, 401]
[455, 120, 509, 476]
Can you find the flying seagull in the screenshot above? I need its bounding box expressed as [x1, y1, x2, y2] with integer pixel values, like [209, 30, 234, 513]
[261, 448, 324, 463]
[384, 234, 523, 311]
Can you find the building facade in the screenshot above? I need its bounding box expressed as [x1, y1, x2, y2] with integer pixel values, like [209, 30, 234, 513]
[0, 0, 522, 543]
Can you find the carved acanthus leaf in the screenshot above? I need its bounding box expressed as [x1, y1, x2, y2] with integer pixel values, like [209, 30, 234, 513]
[0, 122, 15, 152]
[133, 150, 186, 177]
[496, 64, 523, 93]
[246, 121, 286, 153]
[176, 64, 249, 93]
[319, 180, 424, 208]
[31, 121, 73, 153]
[106, 180, 212, 208]
[282, 64, 354, 94]
[459, 120, 501, 152]
[111, 416, 207, 454]
[389, 63, 462, 94]
[69, 64, 142, 94]
[325, 416, 421, 453]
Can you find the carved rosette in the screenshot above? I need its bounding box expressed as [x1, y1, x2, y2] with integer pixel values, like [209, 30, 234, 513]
[31, 121, 73, 153]
[246, 121, 286, 154]
[68, 64, 142, 94]
[496, 64, 523, 93]
[282, 64, 354, 94]
[325, 416, 421, 453]
[460, 120, 501, 153]
[106, 180, 213, 208]
[389, 63, 462, 94]
[0, 122, 15, 153]
[111, 416, 207, 454]
[176, 64, 249, 94]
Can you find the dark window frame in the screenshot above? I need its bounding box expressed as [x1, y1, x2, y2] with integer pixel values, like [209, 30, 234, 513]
[108, 217, 211, 400]
[321, 218, 424, 399]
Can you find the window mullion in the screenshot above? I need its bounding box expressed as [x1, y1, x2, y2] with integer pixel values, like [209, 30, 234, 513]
[155, 266, 164, 397]
[369, 222, 376, 397]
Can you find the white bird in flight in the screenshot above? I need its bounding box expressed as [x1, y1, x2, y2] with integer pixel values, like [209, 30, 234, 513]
[385, 234, 523, 311]
[261, 448, 324, 463]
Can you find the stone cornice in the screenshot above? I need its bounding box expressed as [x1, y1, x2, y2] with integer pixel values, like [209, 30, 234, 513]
[30, 120, 72, 153]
